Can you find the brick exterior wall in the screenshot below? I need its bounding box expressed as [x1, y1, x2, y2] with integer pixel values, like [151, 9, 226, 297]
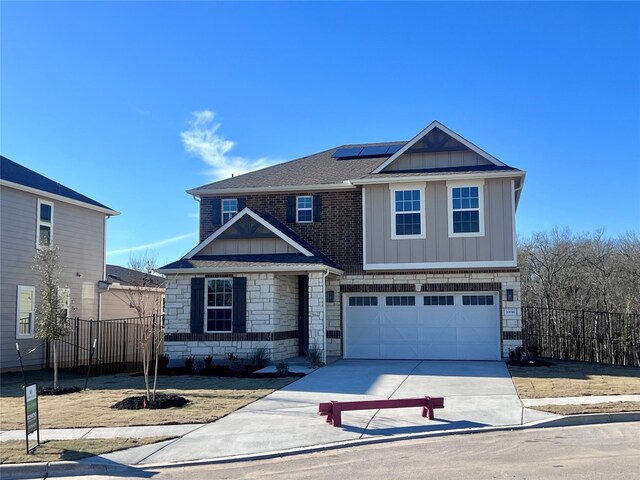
[200, 191, 362, 270]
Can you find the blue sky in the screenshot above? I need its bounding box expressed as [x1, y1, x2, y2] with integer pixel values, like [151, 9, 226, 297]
[2, 1, 639, 267]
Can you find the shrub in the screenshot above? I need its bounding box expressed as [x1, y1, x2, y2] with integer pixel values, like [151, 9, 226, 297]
[227, 352, 245, 373]
[157, 354, 170, 371]
[248, 347, 270, 370]
[276, 361, 289, 375]
[203, 354, 214, 369]
[508, 346, 526, 362]
[307, 344, 324, 368]
[184, 355, 196, 372]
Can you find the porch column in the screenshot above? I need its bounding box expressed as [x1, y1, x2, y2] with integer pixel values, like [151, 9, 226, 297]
[307, 271, 327, 364]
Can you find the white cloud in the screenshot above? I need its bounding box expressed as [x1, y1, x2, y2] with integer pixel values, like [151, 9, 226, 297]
[107, 233, 196, 256]
[181, 110, 276, 179]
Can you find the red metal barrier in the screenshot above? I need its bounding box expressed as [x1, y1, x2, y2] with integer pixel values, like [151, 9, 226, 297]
[318, 396, 444, 427]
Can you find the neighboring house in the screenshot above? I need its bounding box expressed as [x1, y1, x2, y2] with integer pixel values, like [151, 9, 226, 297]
[101, 264, 166, 321]
[0, 156, 119, 371]
[158, 121, 525, 363]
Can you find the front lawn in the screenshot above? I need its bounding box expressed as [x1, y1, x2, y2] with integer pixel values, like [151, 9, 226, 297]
[0, 370, 297, 430]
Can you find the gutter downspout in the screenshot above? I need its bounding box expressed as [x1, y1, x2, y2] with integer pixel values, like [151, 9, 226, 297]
[322, 269, 330, 365]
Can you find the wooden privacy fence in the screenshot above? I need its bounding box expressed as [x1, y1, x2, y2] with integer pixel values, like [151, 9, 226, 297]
[46, 315, 163, 375]
[522, 306, 640, 367]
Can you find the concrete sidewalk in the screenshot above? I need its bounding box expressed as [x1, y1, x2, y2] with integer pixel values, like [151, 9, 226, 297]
[1, 359, 638, 476]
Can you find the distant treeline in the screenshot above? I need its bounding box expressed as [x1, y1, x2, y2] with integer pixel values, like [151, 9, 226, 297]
[518, 229, 640, 314]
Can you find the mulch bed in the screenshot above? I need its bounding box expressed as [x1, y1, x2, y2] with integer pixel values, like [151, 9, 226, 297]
[142, 365, 306, 378]
[38, 386, 82, 396]
[111, 393, 190, 410]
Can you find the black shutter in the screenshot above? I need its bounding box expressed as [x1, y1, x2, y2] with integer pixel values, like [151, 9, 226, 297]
[237, 198, 246, 211]
[232, 277, 247, 333]
[211, 198, 222, 225]
[286, 196, 296, 222]
[313, 194, 322, 222]
[190, 278, 204, 333]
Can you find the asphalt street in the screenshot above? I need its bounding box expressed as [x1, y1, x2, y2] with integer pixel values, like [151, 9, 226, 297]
[48, 422, 640, 480]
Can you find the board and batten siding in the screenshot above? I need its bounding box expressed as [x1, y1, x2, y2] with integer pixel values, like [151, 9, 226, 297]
[199, 237, 299, 256]
[0, 185, 108, 370]
[382, 150, 493, 172]
[364, 177, 515, 266]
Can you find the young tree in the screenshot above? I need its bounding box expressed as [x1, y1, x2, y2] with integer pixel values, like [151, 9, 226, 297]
[33, 246, 71, 389]
[111, 251, 164, 401]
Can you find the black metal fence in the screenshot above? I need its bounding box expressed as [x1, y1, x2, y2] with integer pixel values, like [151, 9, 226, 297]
[46, 315, 163, 375]
[522, 306, 640, 367]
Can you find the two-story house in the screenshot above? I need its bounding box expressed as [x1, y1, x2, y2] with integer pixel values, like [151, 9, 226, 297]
[0, 156, 119, 371]
[158, 121, 525, 363]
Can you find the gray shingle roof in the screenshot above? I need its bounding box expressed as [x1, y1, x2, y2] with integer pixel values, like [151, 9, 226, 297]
[106, 264, 166, 288]
[188, 142, 405, 192]
[159, 254, 335, 271]
[1, 155, 117, 213]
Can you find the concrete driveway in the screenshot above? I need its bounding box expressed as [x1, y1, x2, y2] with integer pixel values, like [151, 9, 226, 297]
[97, 360, 553, 466]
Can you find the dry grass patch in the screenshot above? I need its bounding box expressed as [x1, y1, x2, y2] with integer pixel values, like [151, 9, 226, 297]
[0, 437, 172, 464]
[532, 401, 640, 416]
[0, 372, 296, 430]
[508, 360, 640, 399]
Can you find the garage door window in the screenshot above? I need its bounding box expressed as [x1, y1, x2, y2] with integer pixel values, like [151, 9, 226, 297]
[386, 296, 415, 306]
[349, 296, 378, 306]
[462, 295, 494, 306]
[424, 295, 454, 306]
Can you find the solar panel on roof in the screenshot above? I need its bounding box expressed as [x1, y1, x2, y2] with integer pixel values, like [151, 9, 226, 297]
[385, 144, 403, 155]
[359, 145, 390, 157]
[331, 147, 364, 159]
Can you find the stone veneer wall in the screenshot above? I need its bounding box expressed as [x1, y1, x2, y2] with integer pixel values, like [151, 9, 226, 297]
[164, 273, 304, 361]
[323, 270, 522, 358]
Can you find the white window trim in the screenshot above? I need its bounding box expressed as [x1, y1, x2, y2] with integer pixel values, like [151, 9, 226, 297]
[221, 198, 238, 225]
[296, 195, 313, 223]
[204, 278, 233, 333]
[16, 285, 36, 339]
[390, 183, 426, 240]
[447, 179, 485, 238]
[36, 199, 54, 248]
[58, 287, 71, 319]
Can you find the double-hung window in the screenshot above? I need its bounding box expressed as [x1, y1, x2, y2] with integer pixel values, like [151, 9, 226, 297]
[390, 183, 425, 239]
[205, 278, 233, 332]
[37, 199, 53, 248]
[16, 286, 36, 338]
[58, 287, 71, 319]
[447, 181, 484, 237]
[221, 199, 238, 224]
[296, 196, 313, 223]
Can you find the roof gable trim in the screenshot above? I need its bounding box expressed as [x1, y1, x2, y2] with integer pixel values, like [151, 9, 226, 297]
[184, 208, 314, 259]
[371, 121, 506, 174]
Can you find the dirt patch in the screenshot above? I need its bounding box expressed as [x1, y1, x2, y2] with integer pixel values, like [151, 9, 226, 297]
[38, 386, 82, 396]
[0, 373, 297, 430]
[532, 401, 640, 415]
[0, 437, 173, 464]
[509, 359, 640, 399]
[112, 393, 189, 410]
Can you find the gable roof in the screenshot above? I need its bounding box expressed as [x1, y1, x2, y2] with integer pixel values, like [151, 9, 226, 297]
[162, 207, 342, 273]
[187, 121, 523, 196]
[0, 155, 119, 215]
[371, 121, 506, 173]
[106, 264, 166, 288]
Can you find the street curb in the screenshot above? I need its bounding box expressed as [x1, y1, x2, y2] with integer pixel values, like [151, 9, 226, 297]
[1, 411, 638, 479]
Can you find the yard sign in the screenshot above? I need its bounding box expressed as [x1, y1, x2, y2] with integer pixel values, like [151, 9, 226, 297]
[24, 384, 40, 453]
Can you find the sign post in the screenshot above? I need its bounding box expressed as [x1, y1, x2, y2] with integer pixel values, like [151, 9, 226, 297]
[24, 384, 40, 453]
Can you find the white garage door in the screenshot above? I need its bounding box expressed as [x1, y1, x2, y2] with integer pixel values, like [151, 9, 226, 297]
[344, 293, 500, 360]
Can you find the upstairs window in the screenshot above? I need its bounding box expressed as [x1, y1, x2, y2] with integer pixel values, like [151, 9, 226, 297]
[390, 184, 425, 239]
[206, 278, 233, 332]
[296, 196, 313, 223]
[222, 199, 238, 224]
[37, 199, 53, 248]
[448, 181, 484, 237]
[16, 286, 35, 338]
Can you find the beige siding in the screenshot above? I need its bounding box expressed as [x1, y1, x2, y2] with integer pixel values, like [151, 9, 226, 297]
[383, 150, 493, 172]
[365, 178, 515, 266]
[1, 186, 107, 370]
[199, 237, 299, 255]
[101, 287, 164, 321]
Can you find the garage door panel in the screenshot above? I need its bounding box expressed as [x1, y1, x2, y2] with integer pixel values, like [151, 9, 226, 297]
[345, 293, 500, 360]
